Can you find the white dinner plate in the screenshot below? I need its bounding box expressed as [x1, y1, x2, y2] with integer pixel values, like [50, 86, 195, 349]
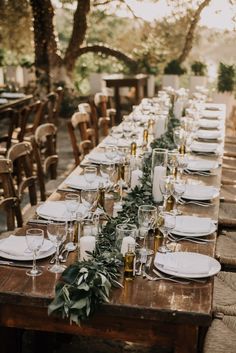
[1, 92, 25, 99]
[36, 201, 88, 221]
[171, 223, 217, 237]
[65, 174, 111, 190]
[154, 252, 221, 278]
[186, 160, 218, 172]
[0, 239, 56, 261]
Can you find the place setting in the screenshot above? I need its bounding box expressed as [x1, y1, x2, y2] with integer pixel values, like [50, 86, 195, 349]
[178, 183, 219, 207]
[184, 158, 219, 176]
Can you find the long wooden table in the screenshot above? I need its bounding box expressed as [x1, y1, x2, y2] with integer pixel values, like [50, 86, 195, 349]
[0, 105, 225, 353]
[0, 94, 33, 111]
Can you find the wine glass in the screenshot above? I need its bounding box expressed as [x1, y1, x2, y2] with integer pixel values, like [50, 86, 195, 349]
[157, 211, 176, 253]
[65, 193, 79, 249]
[47, 221, 67, 273]
[105, 145, 118, 163]
[116, 223, 137, 256]
[100, 164, 116, 199]
[25, 228, 44, 277]
[84, 166, 97, 188]
[177, 154, 188, 178]
[167, 151, 179, 177]
[173, 127, 186, 154]
[81, 189, 98, 211]
[172, 179, 186, 215]
[138, 204, 157, 255]
[122, 121, 133, 140]
[159, 176, 174, 209]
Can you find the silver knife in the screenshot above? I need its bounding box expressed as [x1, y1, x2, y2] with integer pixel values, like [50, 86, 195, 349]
[0, 260, 34, 268]
[27, 219, 49, 225]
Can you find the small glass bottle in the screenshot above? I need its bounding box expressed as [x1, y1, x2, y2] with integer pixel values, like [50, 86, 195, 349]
[124, 244, 136, 281]
[179, 144, 186, 155]
[143, 129, 149, 143]
[98, 182, 106, 211]
[165, 195, 175, 212]
[131, 142, 137, 157]
[118, 164, 125, 180]
[154, 227, 163, 254]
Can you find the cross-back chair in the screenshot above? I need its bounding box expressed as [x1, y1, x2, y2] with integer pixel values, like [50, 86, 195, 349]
[94, 92, 116, 126]
[7, 141, 37, 206]
[43, 87, 63, 125]
[0, 158, 23, 231]
[0, 108, 19, 155]
[67, 113, 94, 166]
[31, 123, 58, 201]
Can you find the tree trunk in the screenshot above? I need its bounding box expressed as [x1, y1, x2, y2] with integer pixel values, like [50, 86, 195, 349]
[30, 0, 62, 95]
[177, 0, 211, 63]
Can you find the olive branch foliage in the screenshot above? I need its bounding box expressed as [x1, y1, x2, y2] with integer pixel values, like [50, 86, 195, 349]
[48, 106, 180, 325]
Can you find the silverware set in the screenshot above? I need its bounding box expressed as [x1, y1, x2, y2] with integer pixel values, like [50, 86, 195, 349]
[184, 169, 213, 177]
[167, 233, 215, 245]
[179, 199, 213, 207]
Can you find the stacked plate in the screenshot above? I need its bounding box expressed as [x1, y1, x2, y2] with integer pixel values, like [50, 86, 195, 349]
[196, 129, 222, 140]
[65, 174, 111, 190]
[85, 151, 121, 165]
[0, 235, 55, 261]
[198, 119, 220, 130]
[182, 184, 219, 201]
[186, 159, 219, 173]
[36, 201, 88, 221]
[190, 141, 219, 154]
[171, 215, 216, 238]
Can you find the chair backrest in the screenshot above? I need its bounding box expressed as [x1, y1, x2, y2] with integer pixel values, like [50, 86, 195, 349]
[0, 158, 23, 230]
[0, 108, 18, 152]
[71, 112, 96, 146]
[25, 100, 44, 134]
[7, 141, 37, 206]
[33, 123, 58, 201]
[78, 102, 99, 145]
[43, 87, 63, 125]
[94, 92, 116, 133]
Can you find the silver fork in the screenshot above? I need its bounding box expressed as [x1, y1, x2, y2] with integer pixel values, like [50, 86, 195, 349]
[153, 268, 207, 284]
[143, 269, 190, 284]
[179, 199, 213, 207]
[167, 233, 214, 244]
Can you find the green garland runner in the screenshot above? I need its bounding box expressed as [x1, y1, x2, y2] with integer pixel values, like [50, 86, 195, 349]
[48, 114, 180, 325]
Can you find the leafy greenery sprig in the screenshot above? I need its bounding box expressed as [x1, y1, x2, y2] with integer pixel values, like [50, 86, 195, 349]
[48, 112, 178, 325]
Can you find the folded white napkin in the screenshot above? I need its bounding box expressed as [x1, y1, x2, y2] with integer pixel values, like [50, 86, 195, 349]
[183, 184, 219, 200]
[190, 141, 218, 153]
[187, 160, 218, 171]
[201, 110, 220, 119]
[87, 151, 120, 164]
[156, 252, 210, 275]
[174, 216, 212, 234]
[197, 130, 221, 140]
[0, 235, 53, 257]
[65, 174, 110, 190]
[199, 119, 219, 129]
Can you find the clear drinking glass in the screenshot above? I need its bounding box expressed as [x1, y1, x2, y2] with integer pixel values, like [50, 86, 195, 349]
[151, 148, 168, 178]
[177, 154, 188, 178]
[100, 164, 116, 199]
[65, 193, 79, 249]
[167, 151, 179, 177]
[173, 127, 186, 152]
[81, 189, 98, 211]
[47, 221, 67, 273]
[25, 228, 44, 277]
[105, 145, 118, 163]
[116, 223, 137, 256]
[172, 179, 186, 214]
[84, 166, 97, 188]
[138, 204, 157, 255]
[159, 176, 174, 209]
[158, 211, 176, 253]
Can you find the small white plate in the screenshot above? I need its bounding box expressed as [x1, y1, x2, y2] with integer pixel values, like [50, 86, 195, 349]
[36, 201, 88, 221]
[0, 239, 55, 261]
[154, 252, 221, 278]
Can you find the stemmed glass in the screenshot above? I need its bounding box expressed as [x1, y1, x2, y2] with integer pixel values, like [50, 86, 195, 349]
[25, 228, 44, 277]
[167, 151, 179, 177]
[138, 205, 157, 255]
[81, 189, 98, 211]
[100, 164, 116, 198]
[157, 211, 176, 253]
[84, 166, 97, 188]
[105, 145, 118, 163]
[177, 154, 188, 178]
[159, 176, 174, 209]
[173, 127, 186, 154]
[172, 179, 186, 215]
[65, 193, 79, 250]
[47, 221, 67, 273]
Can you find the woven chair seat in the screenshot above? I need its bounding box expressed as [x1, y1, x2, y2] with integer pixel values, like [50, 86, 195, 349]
[219, 202, 236, 228]
[220, 185, 236, 203]
[221, 169, 236, 185]
[203, 315, 236, 353]
[213, 271, 236, 314]
[216, 232, 236, 268]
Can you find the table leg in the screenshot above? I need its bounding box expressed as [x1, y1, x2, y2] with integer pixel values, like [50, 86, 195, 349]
[0, 327, 22, 353]
[114, 86, 121, 123]
[174, 325, 198, 353]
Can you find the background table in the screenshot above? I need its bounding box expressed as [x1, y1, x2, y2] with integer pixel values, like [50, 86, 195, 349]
[103, 74, 148, 122]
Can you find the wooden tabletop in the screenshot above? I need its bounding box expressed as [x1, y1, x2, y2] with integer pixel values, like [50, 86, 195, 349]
[0, 103, 225, 353]
[0, 94, 33, 111]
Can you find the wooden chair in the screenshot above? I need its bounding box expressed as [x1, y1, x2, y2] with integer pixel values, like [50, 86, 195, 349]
[0, 108, 18, 155]
[78, 102, 99, 145]
[67, 114, 94, 166]
[94, 92, 116, 126]
[6, 141, 38, 206]
[43, 87, 63, 125]
[32, 123, 58, 201]
[0, 158, 23, 231]
[216, 231, 236, 270]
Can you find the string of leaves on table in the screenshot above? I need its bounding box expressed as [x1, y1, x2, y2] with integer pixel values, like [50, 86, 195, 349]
[48, 111, 180, 325]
